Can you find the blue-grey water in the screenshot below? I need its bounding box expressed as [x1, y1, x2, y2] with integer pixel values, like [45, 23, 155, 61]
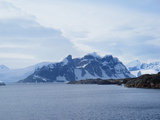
[0, 83, 160, 120]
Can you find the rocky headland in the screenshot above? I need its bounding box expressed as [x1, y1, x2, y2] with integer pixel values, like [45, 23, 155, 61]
[68, 73, 160, 89]
[125, 73, 160, 89]
[0, 81, 5, 86]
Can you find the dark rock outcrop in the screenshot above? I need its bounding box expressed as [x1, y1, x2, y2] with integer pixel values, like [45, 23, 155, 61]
[68, 73, 160, 89]
[68, 79, 102, 84]
[125, 73, 160, 88]
[0, 81, 5, 86]
[68, 78, 122, 85]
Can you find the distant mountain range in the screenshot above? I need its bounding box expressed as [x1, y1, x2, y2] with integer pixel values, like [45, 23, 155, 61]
[2, 54, 160, 83]
[0, 62, 51, 83]
[19, 53, 134, 83]
[126, 60, 160, 77]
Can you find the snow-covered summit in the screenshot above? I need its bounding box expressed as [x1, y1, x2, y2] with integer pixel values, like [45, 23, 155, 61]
[62, 55, 73, 66]
[87, 52, 102, 59]
[126, 60, 160, 77]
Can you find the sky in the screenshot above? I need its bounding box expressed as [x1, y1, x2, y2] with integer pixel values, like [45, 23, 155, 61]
[0, 0, 160, 69]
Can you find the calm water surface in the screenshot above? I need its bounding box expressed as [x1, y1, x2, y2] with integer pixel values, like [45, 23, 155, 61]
[0, 83, 160, 120]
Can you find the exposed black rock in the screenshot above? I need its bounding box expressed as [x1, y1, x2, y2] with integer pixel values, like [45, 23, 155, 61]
[125, 73, 160, 89]
[68, 79, 102, 84]
[0, 81, 5, 86]
[68, 73, 160, 89]
[68, 78, 123, 85]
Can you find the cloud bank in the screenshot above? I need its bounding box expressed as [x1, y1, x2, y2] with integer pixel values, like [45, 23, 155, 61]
[0, 0, 160, 68]
[0, 1, 81, 68]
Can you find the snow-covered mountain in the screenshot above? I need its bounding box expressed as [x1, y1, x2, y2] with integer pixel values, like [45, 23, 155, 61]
[20, 53, 134, 83]
[0, 62, 51, 83]
[126, 60, 160, 77]
[0, 65, 9, 71]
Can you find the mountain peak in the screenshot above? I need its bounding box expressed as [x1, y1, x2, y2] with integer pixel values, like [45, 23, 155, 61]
[88, 52, 101, 58]
[62, 55, 73, 66]
[103, 54, 113, 58]
[66, 54, 72, 61]
[83, 52, 102, 60]
[103, 55, 113, 60]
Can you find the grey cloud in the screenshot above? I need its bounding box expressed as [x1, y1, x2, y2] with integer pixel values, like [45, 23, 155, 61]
[0, 19, 61, 37]
[0, 1, 20, 10]
[0, 18, 78, 60]
[113, 26, 135, 31]
[82, 34, 160, 61]
[0, 1, 80, 68]
[68, 31, 89, 38]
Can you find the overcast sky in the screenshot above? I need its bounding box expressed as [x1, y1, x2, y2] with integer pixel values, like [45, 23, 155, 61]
[0, 0, 160, 68]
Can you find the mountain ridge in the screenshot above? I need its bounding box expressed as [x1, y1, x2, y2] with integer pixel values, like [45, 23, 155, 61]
[19, 54, 134, 83]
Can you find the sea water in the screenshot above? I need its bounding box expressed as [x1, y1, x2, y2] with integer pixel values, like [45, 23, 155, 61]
[0, 83, 160, 120]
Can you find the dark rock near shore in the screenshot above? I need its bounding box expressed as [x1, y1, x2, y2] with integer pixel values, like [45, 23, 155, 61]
[68, 78, 123, 85]
[68, 78, 102, 84]
[125, 73, 160, 89]
[68, 73, 160, 89]
[0, 81, 5, 86]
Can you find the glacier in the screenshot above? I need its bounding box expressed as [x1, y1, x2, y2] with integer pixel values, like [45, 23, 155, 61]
[126, 60, 160, 77]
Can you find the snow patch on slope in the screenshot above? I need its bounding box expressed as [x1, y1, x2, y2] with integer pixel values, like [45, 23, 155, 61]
[62, 59, 69, 66]
[74, 69, 84, 80]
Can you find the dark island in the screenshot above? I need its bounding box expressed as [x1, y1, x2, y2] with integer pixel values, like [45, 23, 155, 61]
[68, 73, 160, 89]
[125, 73, 160, 89]
[68, 78, 124, 85]
[0, 81, 6, 86]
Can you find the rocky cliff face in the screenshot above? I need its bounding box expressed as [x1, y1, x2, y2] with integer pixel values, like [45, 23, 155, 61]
[19, 53, 134, 83]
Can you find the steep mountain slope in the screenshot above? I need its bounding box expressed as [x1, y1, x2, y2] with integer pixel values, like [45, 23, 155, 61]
[20, 53, 134, 83]
[0, 62, 51, 83]
[126, 60, 160, 77]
